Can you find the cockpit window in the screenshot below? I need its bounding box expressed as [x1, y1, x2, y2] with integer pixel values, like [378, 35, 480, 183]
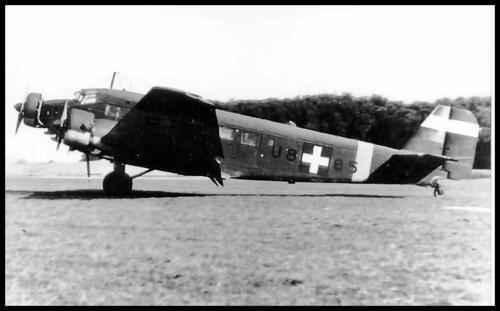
[219, 126, 234, 140]
[73, 92, 83, 103]
[80, 94, 97, 105]
[74, 90, 98, 105]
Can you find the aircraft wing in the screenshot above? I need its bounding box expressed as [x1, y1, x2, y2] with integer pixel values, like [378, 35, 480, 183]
[101, 87, 224, 182]
[366, 153, 457, 184]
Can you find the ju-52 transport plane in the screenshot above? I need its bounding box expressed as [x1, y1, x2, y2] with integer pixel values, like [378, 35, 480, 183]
[14, 77, 480, 196]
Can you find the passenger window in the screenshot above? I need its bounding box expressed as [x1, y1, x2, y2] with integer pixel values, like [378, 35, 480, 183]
[219, 126, 234, 140]
[241, 131, 258, 147]
[105, 105, 121, 120]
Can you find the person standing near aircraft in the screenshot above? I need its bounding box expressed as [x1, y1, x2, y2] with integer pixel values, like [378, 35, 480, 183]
[431, 177, 443, 197]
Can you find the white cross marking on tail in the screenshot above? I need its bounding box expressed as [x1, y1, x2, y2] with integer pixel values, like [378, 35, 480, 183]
[424, 105, 450, 143]
[422, 115, 480, 138]
[301, 146, 330, 174]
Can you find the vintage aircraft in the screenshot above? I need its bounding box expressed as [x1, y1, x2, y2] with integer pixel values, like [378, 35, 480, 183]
[14, 76, 479, 196]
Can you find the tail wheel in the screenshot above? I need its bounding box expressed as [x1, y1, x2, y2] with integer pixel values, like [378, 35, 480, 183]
[103, 171, 132, 196]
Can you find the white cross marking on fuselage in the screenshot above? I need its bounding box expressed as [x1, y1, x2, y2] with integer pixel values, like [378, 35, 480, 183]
[301, 145, 330, 174]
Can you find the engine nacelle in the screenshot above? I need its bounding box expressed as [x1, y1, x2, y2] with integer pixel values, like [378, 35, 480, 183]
[24, 93, 42, 120]
[23, 117, 38, 127]
[63, 130, 101, 148]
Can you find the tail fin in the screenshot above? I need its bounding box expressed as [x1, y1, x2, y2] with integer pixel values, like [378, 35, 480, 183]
[404, 104, 479, 179]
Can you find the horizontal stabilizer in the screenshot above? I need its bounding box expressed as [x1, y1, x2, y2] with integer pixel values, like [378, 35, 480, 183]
[367, 153, 452, 184]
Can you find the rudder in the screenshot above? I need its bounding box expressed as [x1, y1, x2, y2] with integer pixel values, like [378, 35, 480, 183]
[404, 104, 479, 179]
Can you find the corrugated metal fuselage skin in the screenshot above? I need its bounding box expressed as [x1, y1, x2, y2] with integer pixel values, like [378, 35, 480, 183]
[65, 99, 414, 184]
[215, 109, 409, 183]
[52, 88, 439, 185]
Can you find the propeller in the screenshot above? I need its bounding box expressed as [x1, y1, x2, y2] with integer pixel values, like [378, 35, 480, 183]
[14, 102, 25, 134]
[14, 93, 43, 134]
[17, 84, 30, 133]
[56, 137, 63, 150]
[56, 100, 69, 150]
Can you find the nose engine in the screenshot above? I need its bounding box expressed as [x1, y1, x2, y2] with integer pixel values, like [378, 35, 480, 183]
[14, 92, 43, 133]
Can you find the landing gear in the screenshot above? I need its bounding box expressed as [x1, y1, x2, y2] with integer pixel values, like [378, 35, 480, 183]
[103, 162, 132, 196]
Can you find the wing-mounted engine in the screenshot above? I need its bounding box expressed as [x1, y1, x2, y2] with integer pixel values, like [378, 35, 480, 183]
[60, 106, 120, 156]
[63, 108, 99, 150]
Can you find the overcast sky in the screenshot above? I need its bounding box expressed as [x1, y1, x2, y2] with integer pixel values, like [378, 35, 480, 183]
[5, 5, 494, 163]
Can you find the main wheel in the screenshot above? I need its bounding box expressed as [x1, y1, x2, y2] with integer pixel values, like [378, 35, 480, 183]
[103, 171, 132, 196]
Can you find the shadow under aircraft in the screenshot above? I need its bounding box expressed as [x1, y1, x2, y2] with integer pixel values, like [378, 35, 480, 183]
[10, 190, 405, 200]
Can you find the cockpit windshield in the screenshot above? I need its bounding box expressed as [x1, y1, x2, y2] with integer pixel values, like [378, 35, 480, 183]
[73, 91, 83, 102]
[73, 90, 98, 105]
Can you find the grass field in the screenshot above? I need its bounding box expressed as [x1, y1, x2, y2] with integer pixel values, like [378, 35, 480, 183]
[5, 176, 492, 305]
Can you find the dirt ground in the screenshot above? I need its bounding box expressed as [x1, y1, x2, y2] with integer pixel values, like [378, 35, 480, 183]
[5, 176, 492, 305]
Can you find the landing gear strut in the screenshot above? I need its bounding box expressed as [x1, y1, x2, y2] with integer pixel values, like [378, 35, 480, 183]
[103, 162, 132, 196]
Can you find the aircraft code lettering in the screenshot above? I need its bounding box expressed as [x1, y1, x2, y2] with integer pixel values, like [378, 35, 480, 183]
[349, 160, 358, 173]
[286, 148, 297, 161]
[273, 147, 358, 172]
[333, 159, 357, 172]
[271, 144, 298, 162]
[334, 159, 343, 170]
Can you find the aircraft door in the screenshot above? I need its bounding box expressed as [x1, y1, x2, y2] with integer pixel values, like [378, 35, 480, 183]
[235, 129, 260, 168]
[219, 126, 237, 159]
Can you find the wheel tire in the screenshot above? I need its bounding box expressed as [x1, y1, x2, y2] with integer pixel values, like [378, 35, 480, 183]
[103, 172, 132, 196]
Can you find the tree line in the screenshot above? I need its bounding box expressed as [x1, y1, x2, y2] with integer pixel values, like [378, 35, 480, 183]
[213, 94, 491, 169]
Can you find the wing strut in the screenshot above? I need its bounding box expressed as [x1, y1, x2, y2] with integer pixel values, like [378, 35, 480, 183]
[130, 169, 154, 179]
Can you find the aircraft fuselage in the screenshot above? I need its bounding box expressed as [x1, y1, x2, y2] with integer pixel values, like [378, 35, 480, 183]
[18, 87, 466, 192]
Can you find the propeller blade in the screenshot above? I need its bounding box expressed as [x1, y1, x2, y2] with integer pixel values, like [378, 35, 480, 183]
[60, 100, 68, 126]
[15, 112, 23, 134]
[85, 153, 91, 178]
[14, 102, 25, 134]
[54, 101, 69, 151]
[56, 136, 62, 150]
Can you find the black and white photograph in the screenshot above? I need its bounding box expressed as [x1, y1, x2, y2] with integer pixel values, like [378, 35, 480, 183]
[5, 5, 494, 305]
